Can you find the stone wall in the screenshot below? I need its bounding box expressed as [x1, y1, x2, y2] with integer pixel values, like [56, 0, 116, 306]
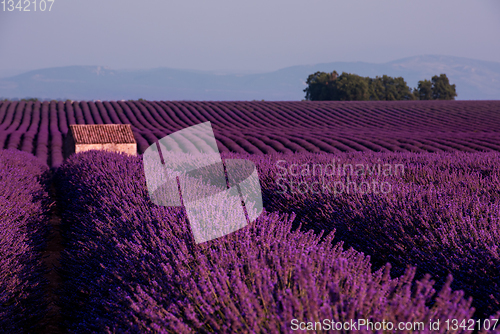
[74, 143, 137, 156]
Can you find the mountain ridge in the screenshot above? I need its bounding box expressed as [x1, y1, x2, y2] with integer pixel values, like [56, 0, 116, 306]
[1, 55, 498, 100]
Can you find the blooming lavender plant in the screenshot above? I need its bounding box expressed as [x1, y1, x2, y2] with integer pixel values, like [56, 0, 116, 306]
[0, 149, 51, 332]
[226, 151, 500, 319]
[54, 150, 498, 333]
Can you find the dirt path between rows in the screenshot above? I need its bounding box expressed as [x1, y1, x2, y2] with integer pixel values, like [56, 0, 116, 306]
[37, 183, 65, 334]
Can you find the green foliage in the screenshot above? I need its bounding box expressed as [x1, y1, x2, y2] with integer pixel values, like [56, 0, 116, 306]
[416, 79, 433, 100]
[304, 71, 456, 101]
[303, 71, 339, 101]
[335, 72, 370, 101]
[431, 74, 457, 100]
[414, 74, 457, 100]
[367, 75, 415, 101]
[304, 72, 414, 101]
[304, 71, 371, 101]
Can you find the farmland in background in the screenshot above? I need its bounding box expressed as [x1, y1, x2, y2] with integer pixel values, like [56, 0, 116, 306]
[1, 100, 500, 168]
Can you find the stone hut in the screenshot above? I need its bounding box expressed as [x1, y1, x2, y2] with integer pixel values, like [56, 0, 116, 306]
[64, 124, 137, 158]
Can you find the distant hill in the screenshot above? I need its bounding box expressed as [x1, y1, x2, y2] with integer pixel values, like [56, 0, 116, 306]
[0, 55, 499, 100]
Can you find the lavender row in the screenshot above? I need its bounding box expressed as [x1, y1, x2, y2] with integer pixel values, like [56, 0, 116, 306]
[2, 100, 500, 167]
[54, 150, 494, 333]
[0, 149, 51, 332]
[221, 151, 500, 319]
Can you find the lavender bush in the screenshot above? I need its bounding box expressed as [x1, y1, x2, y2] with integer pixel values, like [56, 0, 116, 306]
[0, 149, 51, 332]
[225, 151, 500, 319]
[54, 150, 497, 333]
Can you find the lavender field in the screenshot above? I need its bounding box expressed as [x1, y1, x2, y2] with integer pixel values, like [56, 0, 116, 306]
[1, 100, 500, 168]
[1, 100, 500, 332]
[0, 150, 51, 332]
[49, 150, 499, 333]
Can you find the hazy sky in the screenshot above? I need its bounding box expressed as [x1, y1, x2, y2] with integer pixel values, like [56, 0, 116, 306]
[0, 0, 499, 72]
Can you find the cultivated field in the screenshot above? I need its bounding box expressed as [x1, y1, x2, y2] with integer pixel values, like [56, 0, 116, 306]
[1, 100, 500, 333]
[1, 100, 500, 167]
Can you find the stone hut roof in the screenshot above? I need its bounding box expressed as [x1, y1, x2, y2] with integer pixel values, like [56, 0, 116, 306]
[68, 124, 136, 144]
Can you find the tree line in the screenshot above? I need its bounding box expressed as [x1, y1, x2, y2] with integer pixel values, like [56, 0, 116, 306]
[303, 71, 457, 101]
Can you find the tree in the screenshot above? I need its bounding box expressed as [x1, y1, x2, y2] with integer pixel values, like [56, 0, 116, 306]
[393, 76, 416, 100]
[305, 71, 415, 101]
[303, 71, 455, 101]
[431, 74, 457, 100]
[303, 71, 339, 101]
[367, 76, 386, 101]
[335, 72, 370, 101]
[414, 74, 457, 100]
[368, 75, 415, 101]
[303, 71, 370, 101]
[416, 79, 433, 100]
